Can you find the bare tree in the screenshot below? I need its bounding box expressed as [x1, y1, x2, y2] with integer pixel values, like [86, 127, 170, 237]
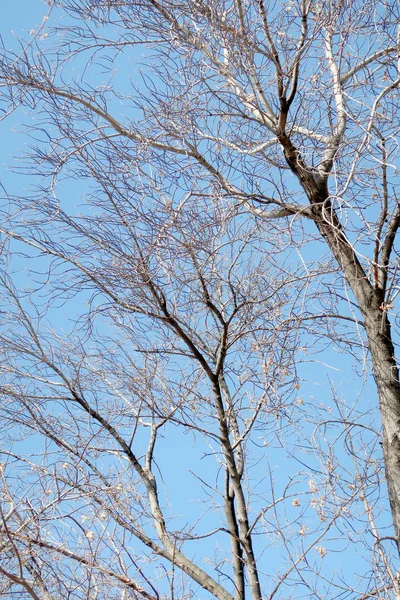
[1, 0, 400, 598]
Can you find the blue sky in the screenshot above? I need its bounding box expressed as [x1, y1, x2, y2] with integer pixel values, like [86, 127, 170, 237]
[0, 2, 398, 598]
[1, 0, 50, 187]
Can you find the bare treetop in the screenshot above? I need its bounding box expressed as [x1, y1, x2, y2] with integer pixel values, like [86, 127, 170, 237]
[1, 1, 400, 599]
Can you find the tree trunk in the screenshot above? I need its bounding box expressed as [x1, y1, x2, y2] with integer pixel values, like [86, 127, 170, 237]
[281, 149, 400, 546]
[313, 192, 400, 549]
[364, 306, 400, 549]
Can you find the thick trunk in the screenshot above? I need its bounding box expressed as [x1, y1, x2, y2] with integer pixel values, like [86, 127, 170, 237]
[279, 135, 400, 547]
[364, 307, 400, 548]
[316, 199, 400, 547]
[314, 195, 400, 548]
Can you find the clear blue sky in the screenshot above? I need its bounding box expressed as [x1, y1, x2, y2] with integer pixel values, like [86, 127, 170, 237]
[0, 2, 396, 598]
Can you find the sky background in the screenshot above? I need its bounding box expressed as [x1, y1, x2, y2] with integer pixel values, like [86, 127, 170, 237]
[0, 2, 397, 598]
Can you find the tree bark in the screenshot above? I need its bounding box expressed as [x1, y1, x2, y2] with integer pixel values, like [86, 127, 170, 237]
[315, 194, 400, 549]
[364, 307, 400, 550]
[280, 135, 400, 548]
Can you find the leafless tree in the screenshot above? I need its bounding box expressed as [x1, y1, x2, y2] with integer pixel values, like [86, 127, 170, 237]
[1, 0, 400, 598]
